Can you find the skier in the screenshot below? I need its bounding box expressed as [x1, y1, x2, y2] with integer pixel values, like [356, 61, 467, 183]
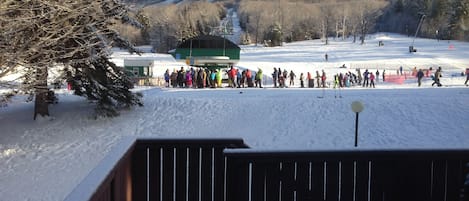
[277, 68, 282, 87]
[216, 69, 222, 88]
[307, 72, 312, 88]
[300, 73, 304, 88]
[431, 68, 442, 87]
[369, 72, 375, 88]
[362, 69, 369, 87]
[255, 68, 263, 88]
[230, 66, 237, 88]
[185, 70, 192, 88]
[192, 68, 197, 88]
[177, 67, 185, 88]
[465, 68, 469, 86]
[164, 69, 170, 87]
[289, 70, 296, 86]
[417, 69, 424, 87]
[356, 68, 362, 85]
[333, 74, 339, 88]
[282, 69, 288, 87]
[316, 71, 321, 88]
[246, 69, 253, 87]
[382, 69, 386, 82]
[375, 70, 380, 82]
[210, 70, 216, 88]
[170, 69, 178, 88]
[236, 69, 242, 88]
[272, 68, 278, 88]
[321, 70, 326, 88]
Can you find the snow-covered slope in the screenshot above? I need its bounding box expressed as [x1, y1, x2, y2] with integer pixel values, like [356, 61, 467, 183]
[1, 33, 469, 201]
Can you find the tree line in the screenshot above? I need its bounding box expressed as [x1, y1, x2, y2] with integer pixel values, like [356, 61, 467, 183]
[380, 0, 469, 41]
[117, 1, 227, 52]
[118, 0, 468, 50]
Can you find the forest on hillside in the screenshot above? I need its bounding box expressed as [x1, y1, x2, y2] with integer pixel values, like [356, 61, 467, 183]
[118, 0, 469, 52]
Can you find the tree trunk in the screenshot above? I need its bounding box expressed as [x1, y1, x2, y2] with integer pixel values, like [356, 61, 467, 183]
[34, 67, 49, 120]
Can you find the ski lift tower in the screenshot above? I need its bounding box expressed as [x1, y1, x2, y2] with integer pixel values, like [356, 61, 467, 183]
[409, 14, 426, 53]
[210, 18, 234, 56]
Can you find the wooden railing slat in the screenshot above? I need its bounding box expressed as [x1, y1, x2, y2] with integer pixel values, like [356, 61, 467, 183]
[251, 162, 266, 201]
[296, 161, 312, 201]
[132, 146, 148, 201]
[226, 158, 249, 201]
[354, 160, 369, 201]
[148, 147, 161, 201]
[162, 147, 175, 201]
[176, 147, 188, 201]
[280, 161, 296, 201]
[265, 162, 281, 201]
[340, 161, 354, 201]
[326, 160, 340, 201]
[213, 148, 226, 201]
[188, 147, 200, 201]
[200, 147, 213, 201]
[447, 160, 464, 201]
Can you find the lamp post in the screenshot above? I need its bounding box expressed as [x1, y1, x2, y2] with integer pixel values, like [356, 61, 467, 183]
[351, 101, 364, 147]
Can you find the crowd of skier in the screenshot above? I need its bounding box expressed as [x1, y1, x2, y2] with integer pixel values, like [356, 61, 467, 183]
[163, 65, 469, 89]
[163, 66, 263, 89]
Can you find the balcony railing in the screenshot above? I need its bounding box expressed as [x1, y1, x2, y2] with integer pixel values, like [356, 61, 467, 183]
[64, 138, 469, 201]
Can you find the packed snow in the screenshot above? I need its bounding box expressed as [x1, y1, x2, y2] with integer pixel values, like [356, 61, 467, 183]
[1, 33, 469, 201]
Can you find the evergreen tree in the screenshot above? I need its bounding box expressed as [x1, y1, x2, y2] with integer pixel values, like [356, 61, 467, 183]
[264, 23, 283, 47]
[0, 0, 143, 119]
[394, 0, 404, 13]
[448, 0, 469, 40]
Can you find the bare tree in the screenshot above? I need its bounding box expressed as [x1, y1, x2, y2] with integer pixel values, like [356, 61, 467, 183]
[0, 0, 143, 119]
[239, 1, 272, 45]
[319, 2, 335, 45]
[140, 2, 224, 52]
[346, 0, 387, 44]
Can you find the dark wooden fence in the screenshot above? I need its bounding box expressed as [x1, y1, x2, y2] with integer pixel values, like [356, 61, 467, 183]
[65, 138, 469, 201]
[225, 149, 469, 201]
[130, 138, 249, 201]
[64, 138, 248, 201]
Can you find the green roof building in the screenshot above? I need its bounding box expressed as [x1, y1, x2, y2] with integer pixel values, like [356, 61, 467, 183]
[170, 35, 240, 70]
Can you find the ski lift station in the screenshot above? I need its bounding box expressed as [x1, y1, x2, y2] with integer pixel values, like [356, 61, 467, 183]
[123, 59, 153, 77]
[169, 35, 240, 70]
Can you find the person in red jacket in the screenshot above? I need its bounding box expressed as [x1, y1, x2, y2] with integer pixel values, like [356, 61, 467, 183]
[307, 72, 312, 88]
[230, 67, 238, 88]
[246, 69, 253, 87]
[369, 72, 375, 88]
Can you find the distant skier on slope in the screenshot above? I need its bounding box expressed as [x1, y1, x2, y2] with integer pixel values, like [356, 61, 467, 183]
[417, 69, 424, 87]
[289, 70, 296, 86]
[300, 73, 304, 88]
[465, 68, 469, 86]
[431, 67, 442, 87]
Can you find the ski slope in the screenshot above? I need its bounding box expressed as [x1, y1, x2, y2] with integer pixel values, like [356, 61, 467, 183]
[1, 33, 469, 201]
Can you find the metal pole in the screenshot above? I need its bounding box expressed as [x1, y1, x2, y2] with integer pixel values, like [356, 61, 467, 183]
[411, 14, 426, 47]
[355, 112, 359, 147]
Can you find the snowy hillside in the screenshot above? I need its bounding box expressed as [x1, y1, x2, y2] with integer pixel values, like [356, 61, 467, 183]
[1, 34, 469, 201]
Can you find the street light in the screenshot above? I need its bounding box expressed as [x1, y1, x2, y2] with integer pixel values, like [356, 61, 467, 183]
[351, 101, 364, 147]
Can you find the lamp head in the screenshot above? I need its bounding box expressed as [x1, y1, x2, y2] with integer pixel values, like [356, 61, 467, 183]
[351, 101, 364, 113]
